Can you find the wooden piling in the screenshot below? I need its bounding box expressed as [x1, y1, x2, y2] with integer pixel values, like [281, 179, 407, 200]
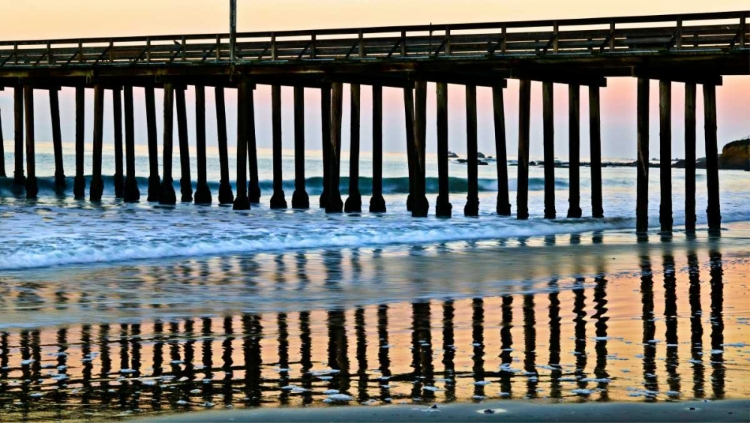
[636, 77, 650, 233]
[247, 86, 261, 204]
[145, 86, 161, 202]
[112, 87, 124, 198]
[567, 84, 582, 218]
[123, 85, 140, 202]
[436, 82, 452, 217]
[403, 86, 416, 212]
[369, 85, 386, 213]
[0, 108, 5, 177]
[703, 83, 721, 233]
[214, 87, 234, 204]
[13, 86, 25, 188]
[270, 85, 288, 209]
[464, 84, 479, 217]
[589, 86, 604, 218]
[23, 86, 37, 198]
[292, 86, 309, 209]
[542, 81, 556, 219]
[659, 80, 673, 233]
[233, 81, 251, 210]
[493, 85, 511, 216]
[48, 88, 66, 192]
[90, 84, 104, 202]
[320, 84, 332, 208]
[194, 85, 212, 205]
[325, 82, 344, 213]
[73, 87, 85, 199]
[175, 87, 193, 202]
[344, 83, 362, 213]
[684, 82, 697, 232]
[412, 80, 429, 217]
[159, 83, 177, 205]
[517, 79, 531, 220]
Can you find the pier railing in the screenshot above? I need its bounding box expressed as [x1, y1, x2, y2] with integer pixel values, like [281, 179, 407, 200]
[0, 11, 747, 67]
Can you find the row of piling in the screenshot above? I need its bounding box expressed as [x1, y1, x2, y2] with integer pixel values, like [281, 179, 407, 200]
[0, 78, 722, 233]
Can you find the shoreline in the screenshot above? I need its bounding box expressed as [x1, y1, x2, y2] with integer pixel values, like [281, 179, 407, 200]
[143, 400, 750, 422]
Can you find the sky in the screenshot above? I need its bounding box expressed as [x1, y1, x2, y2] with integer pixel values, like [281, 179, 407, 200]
[0, 1, 748, 161]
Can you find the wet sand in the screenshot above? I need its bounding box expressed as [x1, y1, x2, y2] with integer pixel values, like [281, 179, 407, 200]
[0, 225, 748, 421]
[146, 400, 750, 422]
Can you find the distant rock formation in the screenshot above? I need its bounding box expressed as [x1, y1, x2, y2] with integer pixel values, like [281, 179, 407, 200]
[673, 138, 749, 170]
[719, 138, 749, 170]
[447, 151, 459, 158]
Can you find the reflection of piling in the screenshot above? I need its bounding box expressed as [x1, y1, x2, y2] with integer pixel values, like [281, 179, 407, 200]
[709, 251, 725, 398]
[593, 276, 610, 400]
[523, 295, 538, 398]
[354, 307, 369, 402]
[687, 252, 704, 398]
[499, 296, 514, 396]
[547, 283, 562, 399]
[640, 257, 659, 399]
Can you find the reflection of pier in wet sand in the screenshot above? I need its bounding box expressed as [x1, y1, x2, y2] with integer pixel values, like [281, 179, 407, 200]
[0, 245, 746, 420]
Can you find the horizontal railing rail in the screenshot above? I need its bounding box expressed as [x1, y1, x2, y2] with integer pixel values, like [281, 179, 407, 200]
[0, 11, 746, 68]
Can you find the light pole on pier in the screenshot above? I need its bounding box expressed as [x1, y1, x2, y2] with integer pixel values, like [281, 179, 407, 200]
[230, 0, 237, 62]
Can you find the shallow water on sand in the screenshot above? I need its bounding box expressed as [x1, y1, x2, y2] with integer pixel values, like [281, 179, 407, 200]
[0, 225, 748, 421]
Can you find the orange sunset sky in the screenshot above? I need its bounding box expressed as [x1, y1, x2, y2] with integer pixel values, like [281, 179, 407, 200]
[0, 1, 748, 160]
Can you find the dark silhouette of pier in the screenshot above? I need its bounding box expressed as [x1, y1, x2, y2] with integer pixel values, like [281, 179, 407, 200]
[0, 11, 748, 232]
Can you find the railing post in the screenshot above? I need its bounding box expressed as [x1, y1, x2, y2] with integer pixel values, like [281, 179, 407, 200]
[78, 40, 83, 63]
[501, 26, 507, 53]
[216, 35, 222, 61]
[311, 33, 317, 59]
[271, 33, 277, 60]
[181, 36, 187, 61]
[109, 39, 114, 63]
[553, 21, 559, 53]
[445, 27, 452, 55]
[146, 38, 152, 63]
[401, 30, 407, 57]
[47, 42, 52, 65]
[358, 30, 365, 59]
[13, 42, 18, 65]
[741, 14, 747, 48]
[676, 19, 683, 49]
[609, 21, 616, 51]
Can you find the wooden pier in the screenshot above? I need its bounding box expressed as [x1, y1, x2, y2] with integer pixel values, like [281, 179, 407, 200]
[0, 11, 748, 233]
